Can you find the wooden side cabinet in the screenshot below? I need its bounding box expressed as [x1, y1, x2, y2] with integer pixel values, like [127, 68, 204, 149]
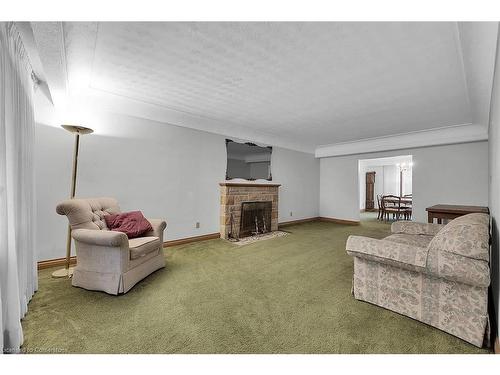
[426, 204, 489, 224]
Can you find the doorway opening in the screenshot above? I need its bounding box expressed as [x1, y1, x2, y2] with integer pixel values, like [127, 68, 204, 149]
[358, 155, 413, 222]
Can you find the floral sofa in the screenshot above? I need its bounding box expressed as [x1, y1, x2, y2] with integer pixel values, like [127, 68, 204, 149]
[346, 213, 490, 347]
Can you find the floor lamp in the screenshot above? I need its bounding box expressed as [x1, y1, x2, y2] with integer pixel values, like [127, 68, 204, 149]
[52, 124, 94, 278]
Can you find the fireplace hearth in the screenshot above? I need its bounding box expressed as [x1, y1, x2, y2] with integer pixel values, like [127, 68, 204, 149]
[239, 201, 272, 238]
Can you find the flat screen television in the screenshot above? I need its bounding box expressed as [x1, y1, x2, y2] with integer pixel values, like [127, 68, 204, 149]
[225, 139, 272, 181]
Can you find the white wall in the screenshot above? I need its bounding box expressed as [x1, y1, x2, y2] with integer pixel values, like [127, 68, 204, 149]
[383, 165, 399, 196]
[271, 147, 320, 223]
[320, 141, 488, 223]
[35, 116, 224, 262]
[488, 31, 500, 340]
[35, 112, 320, 261]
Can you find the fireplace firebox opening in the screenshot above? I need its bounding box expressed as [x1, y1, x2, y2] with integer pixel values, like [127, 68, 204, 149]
[239, 201, 272, 238]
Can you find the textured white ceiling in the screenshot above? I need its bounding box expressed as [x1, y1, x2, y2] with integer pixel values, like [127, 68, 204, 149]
[30, 22, 498, 153]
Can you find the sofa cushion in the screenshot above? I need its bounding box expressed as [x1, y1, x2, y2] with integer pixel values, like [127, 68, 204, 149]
[384, 233, 434, 248]
[105, 211, 153, 239]
[427, 213, 489, 261]
[129, 236, 160, 260]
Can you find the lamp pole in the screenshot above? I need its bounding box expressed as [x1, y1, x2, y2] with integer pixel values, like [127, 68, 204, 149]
[399, 169, 403, 197]
[52, 125, 93, 278]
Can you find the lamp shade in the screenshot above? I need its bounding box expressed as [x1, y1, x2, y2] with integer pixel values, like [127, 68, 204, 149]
[61, 124, 94, 135]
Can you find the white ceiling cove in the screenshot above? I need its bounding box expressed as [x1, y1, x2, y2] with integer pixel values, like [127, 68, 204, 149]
[30, 22, 498, 154]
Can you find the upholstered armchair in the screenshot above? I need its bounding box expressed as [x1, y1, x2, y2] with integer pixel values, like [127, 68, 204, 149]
[346, 213, 490, 347]
[56, 197, 166, 295]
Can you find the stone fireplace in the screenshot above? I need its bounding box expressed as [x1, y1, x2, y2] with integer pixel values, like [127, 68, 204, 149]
[219, 182, 280, 239]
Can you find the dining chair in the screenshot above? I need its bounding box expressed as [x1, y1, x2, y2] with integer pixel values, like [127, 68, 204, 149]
[376, 195, 384, 220]
[403, 207, 413, 220]
[401, 195, 413, 220]
[382, 195, 412, 221]
[381, 195, 398, 221]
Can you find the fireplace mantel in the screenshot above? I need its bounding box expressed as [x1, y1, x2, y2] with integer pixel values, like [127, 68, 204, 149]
[219, 181, 281, 187]
[219, 182, 280, 240]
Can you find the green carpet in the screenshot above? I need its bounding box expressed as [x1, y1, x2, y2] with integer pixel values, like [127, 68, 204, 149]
[22, 219, 489, 353]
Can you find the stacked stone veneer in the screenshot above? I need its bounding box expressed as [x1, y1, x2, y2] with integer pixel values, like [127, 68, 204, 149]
[220, 182, 280, 239]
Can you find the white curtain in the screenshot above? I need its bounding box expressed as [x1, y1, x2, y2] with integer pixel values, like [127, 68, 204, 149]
[0, 22, 37, 354]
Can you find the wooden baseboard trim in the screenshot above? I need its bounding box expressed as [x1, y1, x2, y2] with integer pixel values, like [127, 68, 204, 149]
[167, 217, 323, 247]
[37, 234, 222, 268]
[495, 337, 500, 354]
[38, 218, 337, 267]
[38, 256, 77, 270]
[319, 217, 360, 225]
[163, 232, 220, 247]
[279, 217, 320, 227]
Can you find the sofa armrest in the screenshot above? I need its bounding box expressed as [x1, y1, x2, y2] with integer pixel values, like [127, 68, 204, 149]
[391, 221, 444, 236]
[72, 229, 128, 247]
[426, 248, 490, 287]
[346, 235, 428, 270]
[144, 219, 167, 239]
